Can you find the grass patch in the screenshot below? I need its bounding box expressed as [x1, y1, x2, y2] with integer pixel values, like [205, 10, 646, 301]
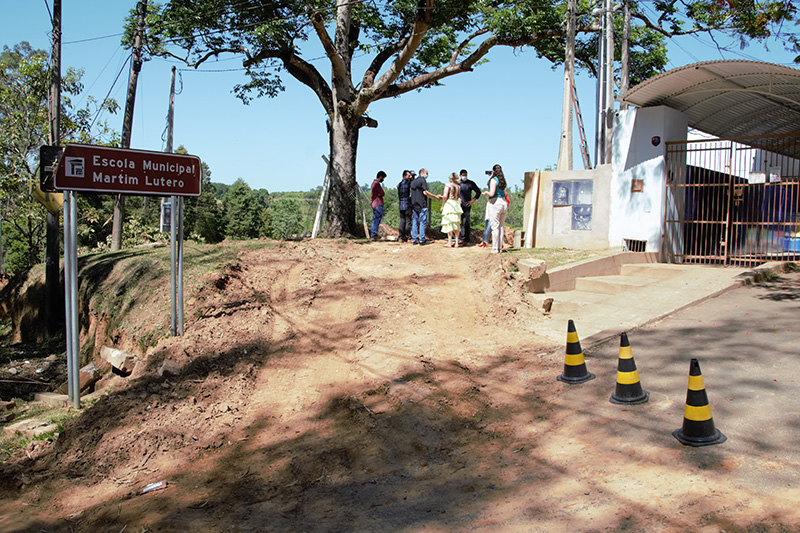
[0, 316, 11, 344]
[502, 247, 608, 269]
[0, 400, 83, 460]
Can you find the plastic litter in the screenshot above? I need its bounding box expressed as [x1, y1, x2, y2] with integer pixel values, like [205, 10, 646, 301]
[141, 480, 168, 494]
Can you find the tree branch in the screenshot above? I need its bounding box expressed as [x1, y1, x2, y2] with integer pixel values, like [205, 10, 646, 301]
[362, 32, 411, 89]
[630, 12, 720, 37]
[244, 47, 335, 117]
[188, 47, 246, 68]
[380, 35, 496, 99]
[451, 28, 490, 66]
[378, 25, 563, 100]
[356, 0, 434, 113]
[310, 9, 349, 86]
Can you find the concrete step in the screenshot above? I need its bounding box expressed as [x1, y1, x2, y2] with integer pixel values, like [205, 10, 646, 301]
[574, 274, 658, 294]
[620, 263, 691, 278]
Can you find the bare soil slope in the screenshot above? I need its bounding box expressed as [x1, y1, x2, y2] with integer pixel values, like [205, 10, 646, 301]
[1, 240, 798, 532]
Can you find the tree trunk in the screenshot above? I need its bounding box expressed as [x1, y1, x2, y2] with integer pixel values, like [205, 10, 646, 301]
[324, 112, 360, 237]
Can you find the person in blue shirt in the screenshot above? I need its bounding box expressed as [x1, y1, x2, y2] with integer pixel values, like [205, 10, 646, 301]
[397, 170, 413, 242]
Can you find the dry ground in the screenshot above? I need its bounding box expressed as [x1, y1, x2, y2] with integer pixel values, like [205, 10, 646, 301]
[0, 239, 798, 532]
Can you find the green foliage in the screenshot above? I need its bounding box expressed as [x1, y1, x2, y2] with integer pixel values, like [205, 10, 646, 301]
[2, 217, 41, 275]
[223, 178, 262, 239]
[268, 197, 305, 239]
[505, 189, 525, 229]
[0, 42, 118, 271]
[179, 146, 225, 244]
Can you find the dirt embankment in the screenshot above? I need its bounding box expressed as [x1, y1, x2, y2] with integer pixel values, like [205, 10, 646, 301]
[0, 239, 554, 531]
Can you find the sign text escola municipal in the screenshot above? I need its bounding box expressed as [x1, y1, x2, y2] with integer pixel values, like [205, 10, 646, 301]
[54, 144, 201, 196]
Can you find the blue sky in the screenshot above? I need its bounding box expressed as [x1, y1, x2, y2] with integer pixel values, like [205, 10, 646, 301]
[3, 1, 797, 192]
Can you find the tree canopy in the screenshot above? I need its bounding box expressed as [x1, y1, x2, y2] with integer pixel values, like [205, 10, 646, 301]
[131, 0, 798, 236]
[0, 42, 118, 273]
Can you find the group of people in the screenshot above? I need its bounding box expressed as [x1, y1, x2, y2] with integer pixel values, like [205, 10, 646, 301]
[371, 164, 508, 254]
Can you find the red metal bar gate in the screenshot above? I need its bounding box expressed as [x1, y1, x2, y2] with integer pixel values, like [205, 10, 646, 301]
[663, 133, 800, 266]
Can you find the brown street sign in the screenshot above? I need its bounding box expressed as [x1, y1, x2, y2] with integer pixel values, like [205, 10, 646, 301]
[54, 144, 202, 196]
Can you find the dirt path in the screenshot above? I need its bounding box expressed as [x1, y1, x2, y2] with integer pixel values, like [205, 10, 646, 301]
[1, 239, 799, 532]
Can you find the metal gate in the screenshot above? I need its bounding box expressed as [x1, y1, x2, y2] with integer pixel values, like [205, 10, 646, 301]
[662, 132, 800, 265]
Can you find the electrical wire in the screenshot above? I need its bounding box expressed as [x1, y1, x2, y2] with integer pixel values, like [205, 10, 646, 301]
[63, 33, 124, 45]
[88, 54, 131, 132]
[75, 46, 127, 110]
[43, 0, 53, 24]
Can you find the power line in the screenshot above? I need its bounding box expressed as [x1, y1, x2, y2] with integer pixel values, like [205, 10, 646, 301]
[63, 33, 124, 45]
[42, 0, 53, 24]
[76, 45, 127, 109]
[89, 53, 131, 132]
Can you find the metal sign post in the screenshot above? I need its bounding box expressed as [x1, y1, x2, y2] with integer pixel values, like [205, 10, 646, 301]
[177, 195, 184, 335]
[169, 196, 185, 336]
[62, 190, 79, 409]
[51, 144, 202, 404]
[170, 195, 177, 336]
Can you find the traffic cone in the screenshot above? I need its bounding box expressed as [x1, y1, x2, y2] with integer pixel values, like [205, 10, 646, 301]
[673, 358, 726, 446]
[557, 320, 595, 384]
[609, 332, 649, 405]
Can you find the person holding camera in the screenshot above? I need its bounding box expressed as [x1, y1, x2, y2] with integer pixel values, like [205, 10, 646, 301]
[482, 164, 507, 254]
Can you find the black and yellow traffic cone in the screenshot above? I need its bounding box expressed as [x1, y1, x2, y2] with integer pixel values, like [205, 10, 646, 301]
[609, 332, 649, 405]
[557, 320, 595, 384]
[673, 358, 726, 446]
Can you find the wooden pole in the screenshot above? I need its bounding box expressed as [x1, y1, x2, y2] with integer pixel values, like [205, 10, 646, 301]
[356, 183, 369, 238]
[111, 0, 147, 251]
[45, 0, 61, 336]
[620, 0, 631, 110]
[312, 155, 331, 238]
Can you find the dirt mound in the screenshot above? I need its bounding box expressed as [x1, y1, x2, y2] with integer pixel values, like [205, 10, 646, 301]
[0, 238, 548, 529]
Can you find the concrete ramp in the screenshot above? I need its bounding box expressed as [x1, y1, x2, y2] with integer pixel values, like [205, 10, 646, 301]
[529, 258, 783, 346]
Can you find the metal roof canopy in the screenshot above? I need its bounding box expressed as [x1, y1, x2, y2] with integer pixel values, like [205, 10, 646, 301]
[620, 60, 800, 157]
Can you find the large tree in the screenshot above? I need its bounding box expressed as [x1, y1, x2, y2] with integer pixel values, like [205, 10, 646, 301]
[135, 0, 798, 237]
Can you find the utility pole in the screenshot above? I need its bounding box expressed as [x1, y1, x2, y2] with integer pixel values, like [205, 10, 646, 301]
[593, 2, 605, 167]
[594, 0, 616, 166]
[557, 0, 576, 171]
[111, 0, 147, 251]
[620, 0, 631, 110]
[603, 0, 615, 165]
[45, 0, 61, 337]
[165, 65, 185, 336]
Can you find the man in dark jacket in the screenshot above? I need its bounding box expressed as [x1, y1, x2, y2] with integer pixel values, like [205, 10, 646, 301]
[397, 170, 413, 242]
[410, 168, 440, 245]
[458, 169, 481, 244]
